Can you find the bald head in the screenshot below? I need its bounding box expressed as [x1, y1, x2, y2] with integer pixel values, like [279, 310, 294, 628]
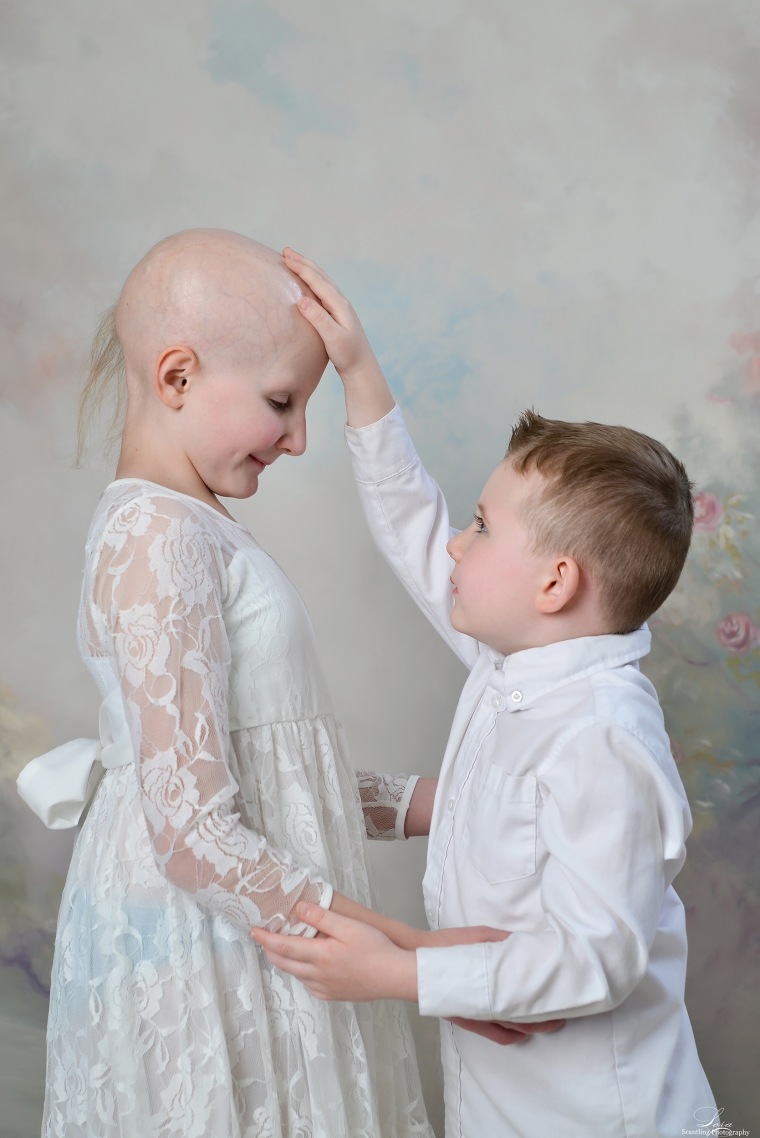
[116, 228, 322, 388]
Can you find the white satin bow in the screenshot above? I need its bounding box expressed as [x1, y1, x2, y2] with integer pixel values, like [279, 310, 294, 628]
[16, 687, 134, 829]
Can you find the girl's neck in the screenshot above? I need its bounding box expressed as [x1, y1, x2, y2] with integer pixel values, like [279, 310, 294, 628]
[115, 441, 237, 524]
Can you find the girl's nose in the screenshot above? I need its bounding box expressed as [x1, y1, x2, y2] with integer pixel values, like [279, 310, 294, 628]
[280, 417, 307, 456]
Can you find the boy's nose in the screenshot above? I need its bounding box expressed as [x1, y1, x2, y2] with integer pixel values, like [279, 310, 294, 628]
[447, 532, 463, 561]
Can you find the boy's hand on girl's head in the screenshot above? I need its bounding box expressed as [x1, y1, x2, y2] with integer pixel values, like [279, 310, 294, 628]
[282, 248, 379, 380]
[282, 248, 395, 427]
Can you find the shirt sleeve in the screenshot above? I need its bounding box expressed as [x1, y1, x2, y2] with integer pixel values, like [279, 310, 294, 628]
[355, 770, 420, 840]
[345, 405, 481, 670]
[417, 722, 689, 1020]
[94, 497, 332, 937]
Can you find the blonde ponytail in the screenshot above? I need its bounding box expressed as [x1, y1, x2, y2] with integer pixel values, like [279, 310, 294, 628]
[75, 305, 126, 466]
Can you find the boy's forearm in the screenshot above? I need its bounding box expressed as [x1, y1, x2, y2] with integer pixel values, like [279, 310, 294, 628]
[341, 354, 395, 429]
[330, 891, 427, 951]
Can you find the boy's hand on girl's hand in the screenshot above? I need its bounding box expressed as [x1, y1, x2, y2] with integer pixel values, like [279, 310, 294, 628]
[251, 903, 418, 1003]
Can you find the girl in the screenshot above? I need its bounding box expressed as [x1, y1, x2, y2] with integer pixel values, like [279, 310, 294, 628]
[17, 229, 436, 1138]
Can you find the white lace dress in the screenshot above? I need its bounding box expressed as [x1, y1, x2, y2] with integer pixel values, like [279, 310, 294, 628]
[42, 481, 432, 1138]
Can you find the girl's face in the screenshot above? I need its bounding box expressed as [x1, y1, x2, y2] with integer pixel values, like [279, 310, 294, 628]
[180, 317, 328, 501]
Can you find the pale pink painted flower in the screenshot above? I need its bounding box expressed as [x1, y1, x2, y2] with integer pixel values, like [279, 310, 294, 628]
[730, 331, 760, 356]
[716, 612, 760, 654]
[693, 491, 724, 533]
[730, 331, 760, 394]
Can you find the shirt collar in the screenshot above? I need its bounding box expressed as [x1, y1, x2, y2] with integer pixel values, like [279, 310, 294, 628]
[487, 626, 651, 711]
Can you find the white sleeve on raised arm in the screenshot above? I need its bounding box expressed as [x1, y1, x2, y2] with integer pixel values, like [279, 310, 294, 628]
[345, 405, 481, 670]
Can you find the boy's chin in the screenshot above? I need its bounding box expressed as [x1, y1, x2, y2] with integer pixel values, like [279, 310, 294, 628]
[449, 608, 472, 637]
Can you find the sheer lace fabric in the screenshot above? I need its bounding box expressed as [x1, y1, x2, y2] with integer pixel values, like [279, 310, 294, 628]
[356, 770, 417, 840]
[44, 482, 432, 1138]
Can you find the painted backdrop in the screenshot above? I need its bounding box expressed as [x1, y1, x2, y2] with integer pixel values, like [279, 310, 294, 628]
[1, 2, 758, 1135]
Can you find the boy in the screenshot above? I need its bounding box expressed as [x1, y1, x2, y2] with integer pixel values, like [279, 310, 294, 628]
[254, 250, 716, 1137]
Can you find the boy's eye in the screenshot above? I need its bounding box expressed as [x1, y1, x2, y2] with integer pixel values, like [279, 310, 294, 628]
[268, 398, 290, 412]
[474, 514, 486, 533]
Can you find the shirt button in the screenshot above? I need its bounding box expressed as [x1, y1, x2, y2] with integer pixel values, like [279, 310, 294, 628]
[490, 695, 502, 709]
[447, 799, 455, 812]
[510, 690, 523, 704]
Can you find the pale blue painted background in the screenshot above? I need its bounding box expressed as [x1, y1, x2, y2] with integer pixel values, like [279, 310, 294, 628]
[1, 2, 759, 1134]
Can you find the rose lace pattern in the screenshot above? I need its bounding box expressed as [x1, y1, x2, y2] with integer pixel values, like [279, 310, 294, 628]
[43, 483, 432, 1138]
[356, 771, 415, 840]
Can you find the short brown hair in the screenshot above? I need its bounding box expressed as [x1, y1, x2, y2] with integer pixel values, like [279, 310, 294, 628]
[506, 409, 694, 634]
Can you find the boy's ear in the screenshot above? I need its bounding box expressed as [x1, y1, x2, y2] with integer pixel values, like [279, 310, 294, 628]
[155, 346, 200, 409]
[535, 556, 581, 614]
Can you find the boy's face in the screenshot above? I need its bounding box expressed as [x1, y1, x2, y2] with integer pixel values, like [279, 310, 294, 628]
[446, 461, 550, 655]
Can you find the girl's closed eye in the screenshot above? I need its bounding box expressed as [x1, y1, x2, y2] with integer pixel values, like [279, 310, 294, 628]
[268, 397, 290, 412]
[474, 513, 487, 533]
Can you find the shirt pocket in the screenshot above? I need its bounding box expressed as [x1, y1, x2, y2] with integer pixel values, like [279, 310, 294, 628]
[464, 761, 538, 884]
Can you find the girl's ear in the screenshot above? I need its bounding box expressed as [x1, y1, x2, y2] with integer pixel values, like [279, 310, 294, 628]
[154, 346, 200, 409]
[535, 556, 581, 615]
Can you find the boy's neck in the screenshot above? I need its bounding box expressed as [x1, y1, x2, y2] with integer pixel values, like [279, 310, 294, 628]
[495, 614, 618, 657]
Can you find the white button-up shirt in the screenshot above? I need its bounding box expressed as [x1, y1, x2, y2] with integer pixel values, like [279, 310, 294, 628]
[346, 406, 715, 1138]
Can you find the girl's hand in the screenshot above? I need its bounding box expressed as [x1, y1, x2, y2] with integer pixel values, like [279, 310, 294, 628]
[446, 1016, 565, 1046]
[421, 926, 566, 1044]
[282, 248, 394, 427]
[252, 902, 418, 1002]
[253, 905, 565, 1046]
[419, 924, 512, 949]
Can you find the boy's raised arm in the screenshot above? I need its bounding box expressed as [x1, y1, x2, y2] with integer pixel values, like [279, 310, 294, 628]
[283, 248, 395, 428]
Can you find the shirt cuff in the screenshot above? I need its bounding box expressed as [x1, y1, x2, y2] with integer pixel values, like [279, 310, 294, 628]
[395, 773, 421, 840]
[416, 943, 492, 1019]
[344, 404, 418, 484]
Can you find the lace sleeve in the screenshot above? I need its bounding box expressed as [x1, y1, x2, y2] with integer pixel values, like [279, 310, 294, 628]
[95, 497, 330, 936]
[355, 770, 420, 841]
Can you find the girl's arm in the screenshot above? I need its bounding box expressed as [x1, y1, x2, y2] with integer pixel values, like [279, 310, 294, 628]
[98, 496, 332, 938]
[356, 772, 437, 839]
